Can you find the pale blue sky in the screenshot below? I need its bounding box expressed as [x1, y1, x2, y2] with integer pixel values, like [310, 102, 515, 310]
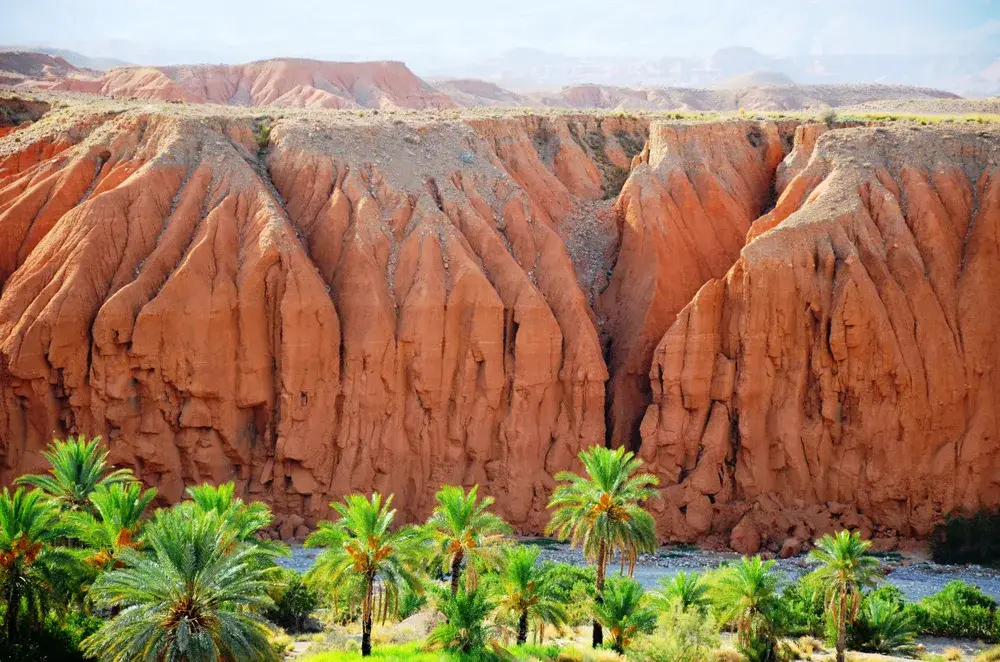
[3, 0, 998, 67]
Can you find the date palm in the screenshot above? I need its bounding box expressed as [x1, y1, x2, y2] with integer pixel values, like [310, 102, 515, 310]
[305, 493, 425, 657]
[80, 506, 280, 662]
[546, 445, 659, 647]
[15, 436, 134, 513]
[494, 545, 567, 645]
[426, 484, 511, 595]
[808, 530, 882, 662]
[427, 586, 502, 656]
[0, 487, 75, 640]
[652, 570, 709, 612]
[590, 576, 656, 654]
[714, 556, 783, 662]
[67, 482, 158, 570]
[184, 482, 286, 558]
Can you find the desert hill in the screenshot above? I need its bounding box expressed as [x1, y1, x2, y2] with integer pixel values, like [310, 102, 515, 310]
[1, 52, 968, 113]
[1, 92, 999, 552]
[0, 50, 92, 85]
[46, 59, 456, 110]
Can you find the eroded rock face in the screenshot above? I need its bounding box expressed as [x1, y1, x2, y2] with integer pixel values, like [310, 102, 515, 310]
[641, 124, 1000, 550]
[3, 99, 998, 548]
[0, 105, 653, 533]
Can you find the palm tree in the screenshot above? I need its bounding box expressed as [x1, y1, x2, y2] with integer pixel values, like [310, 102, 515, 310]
[590, 576, 656, 654]
[652, 570, 709, 612]
[713, 556, 783, 662]
[426, 484, 512, 595]
[546, 445, 659, 647]
[808, 530, 882, 662]
[15, 436, 134, 512]
[80, 506, 280, 662]
[0, 487, 75, 640]
[67, 482, 158, 570]
[185, 482, 286, 558]
[494, 546, 567, 645]
[427, 587, 502, 656]
[852, 596, 918, 657]
[305, 493, 425, 657]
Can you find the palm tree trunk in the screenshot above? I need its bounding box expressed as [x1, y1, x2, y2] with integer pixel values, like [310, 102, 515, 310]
[517, 610, 529, 645]
[362, 576, 374, 657]
[836, 588, 847, 662]
[5, 579, 19, 641]
[450, 549, 464, 596]
[593, 540, 606, 649]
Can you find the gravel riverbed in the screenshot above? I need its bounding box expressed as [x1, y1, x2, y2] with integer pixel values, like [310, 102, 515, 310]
[279, 542, 1000, 602]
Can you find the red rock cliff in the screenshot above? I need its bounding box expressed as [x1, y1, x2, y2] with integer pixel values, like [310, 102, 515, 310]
[3, 100, 997, 547]
[640, 124, 1000, 552]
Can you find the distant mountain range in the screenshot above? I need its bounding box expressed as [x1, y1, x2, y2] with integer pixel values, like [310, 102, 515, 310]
[422, 46, 1000, 97]
[0, 47, 992, 112]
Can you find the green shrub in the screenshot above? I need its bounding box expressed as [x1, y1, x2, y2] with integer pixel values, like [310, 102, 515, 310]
[266, 568, 320, 632]
[631, 601, 721, 662]
[931, 510, 1000, 566]
[846, 596, 919, 656]
[545, 562, 595, 626]
[776, 575, 825, 637]
[919, 580, 999, 642]
[820, 108, 838, 126]
[0, 611, 102, 662]
[398, 582, 427, 620]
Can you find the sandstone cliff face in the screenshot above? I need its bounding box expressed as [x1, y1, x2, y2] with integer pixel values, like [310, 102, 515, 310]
[0, 104, 644, 532]
[640, 124, 1000, 552]
[3, 97, 998, 548]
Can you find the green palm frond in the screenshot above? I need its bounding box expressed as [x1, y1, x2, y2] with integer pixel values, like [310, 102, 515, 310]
[67, 482, 158, 569]
[492, 545, 568, 640]
[306, 493, 427, 623]
[185, 481, 288, 558]
[0, 487, 80, 638]
[590, 576, 656, 653]
[652, 570, 709, 612]
[426, 485, 512, 591]
[808, 530, 882, 620]
[80, 506, 280, 662]
[426, 586, 503, 655]
[713, 556, 782, 656]
[15, 436, 135, 512]
[546, 445, 659, 564]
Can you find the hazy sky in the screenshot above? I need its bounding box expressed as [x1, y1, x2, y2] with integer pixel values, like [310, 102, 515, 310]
[3, 0, 999, 67]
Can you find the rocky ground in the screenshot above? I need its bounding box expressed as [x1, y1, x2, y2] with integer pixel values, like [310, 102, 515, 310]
[278, 541, 1000, 602]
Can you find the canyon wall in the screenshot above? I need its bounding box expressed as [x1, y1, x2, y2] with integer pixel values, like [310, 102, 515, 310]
[640, 124, 1000, 553]
[2, 98, 999, 548]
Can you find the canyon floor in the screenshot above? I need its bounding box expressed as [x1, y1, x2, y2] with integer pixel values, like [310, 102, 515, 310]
[2, 89, 1000, 556]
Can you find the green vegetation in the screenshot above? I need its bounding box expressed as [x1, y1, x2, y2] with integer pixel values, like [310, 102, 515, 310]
[712, 556, 784, 662]
[931, 509, 1000, 566]
[492, 546, 567, 644]
[80, 506, 281, 661]
[426, 485, 511, 595]
[590, 576, 656, 653]
[807, 531, 882, 662]
[546, 445, 659, 647]
[306, 493, 425, 656]
[651, 570, 709, 613]
[15, 435, 135, 512]
[917, 579, 1000, 642]
[6, 436, 1000, 662]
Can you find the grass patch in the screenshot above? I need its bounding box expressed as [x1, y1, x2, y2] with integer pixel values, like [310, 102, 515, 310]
[302, 641, 450, 661]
